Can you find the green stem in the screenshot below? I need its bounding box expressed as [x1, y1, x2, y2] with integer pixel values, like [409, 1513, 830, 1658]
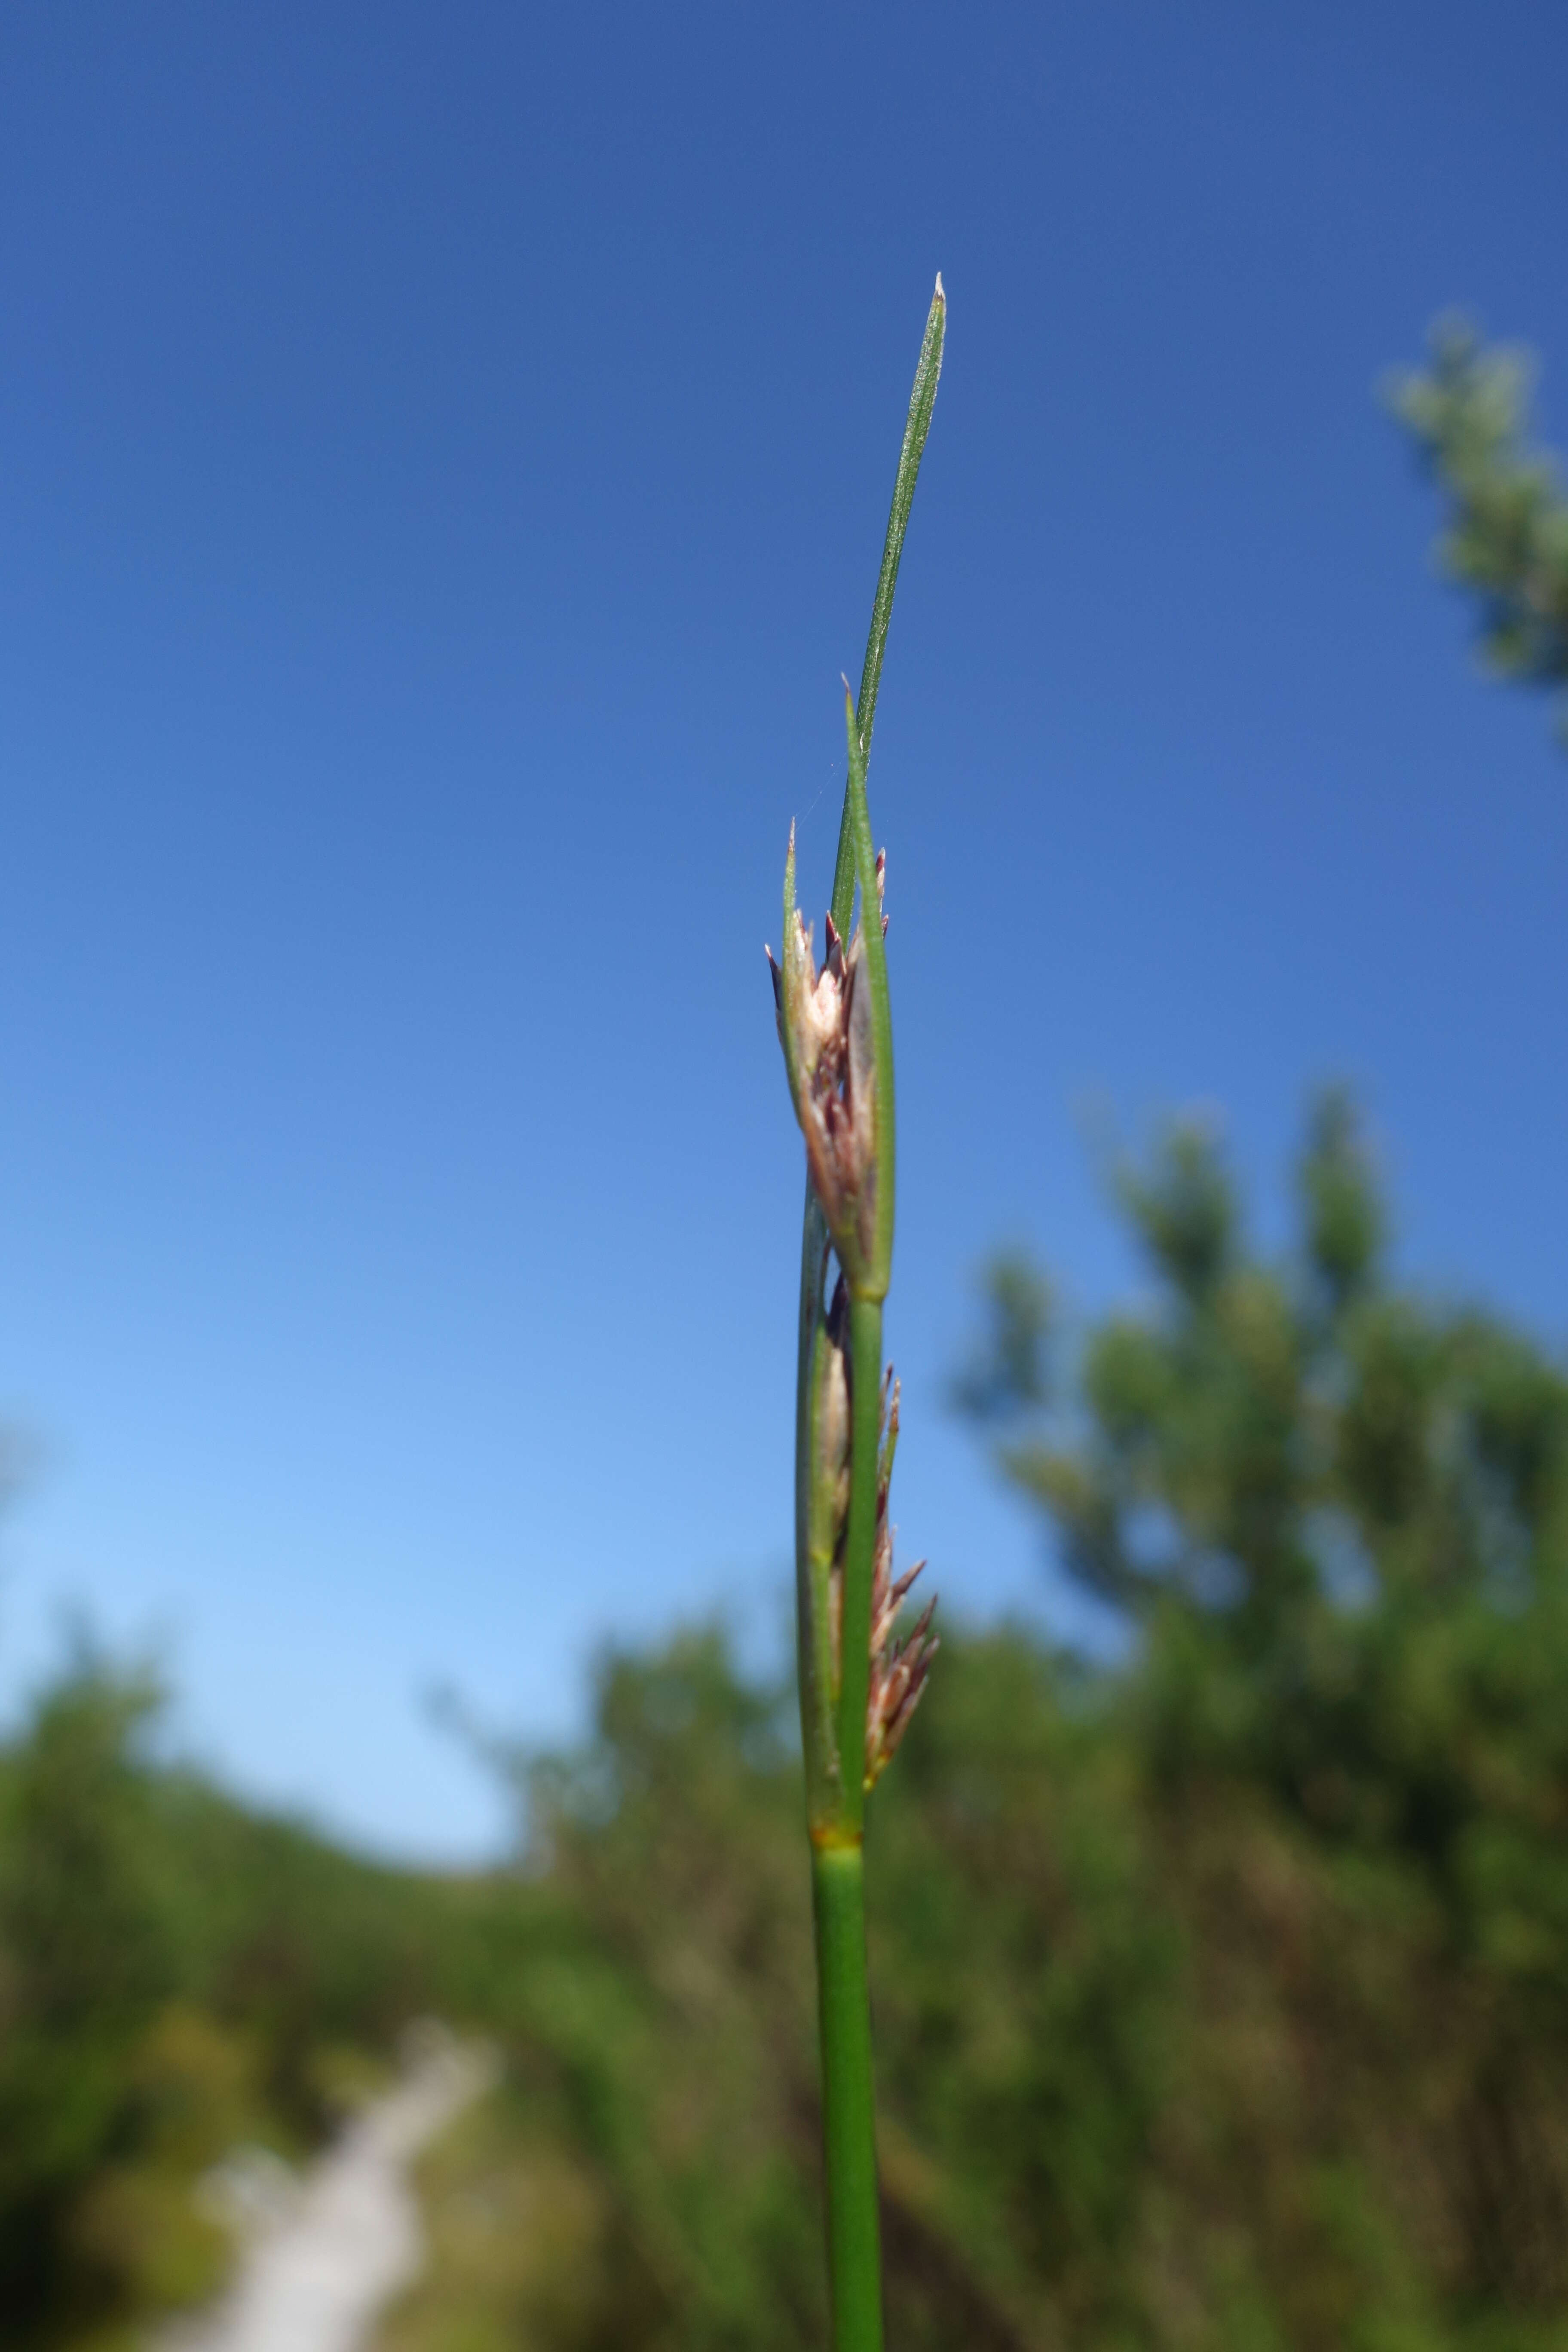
[842, 693, 895, 1295]
[811, 1841, 883, 2352]
[831, 276, 946, 934]
[790, 279, 944, 2352]
[836, 1293, 883, 1835]
[796, 1189, 842, 1831]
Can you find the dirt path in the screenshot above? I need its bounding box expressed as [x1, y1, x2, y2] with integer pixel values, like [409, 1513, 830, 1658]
[159, 2033, 496, 2352]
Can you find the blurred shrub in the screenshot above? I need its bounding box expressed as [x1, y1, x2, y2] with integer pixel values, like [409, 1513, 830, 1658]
[1391, 318, 1568, 738]
[0, 1646, 491, 2346]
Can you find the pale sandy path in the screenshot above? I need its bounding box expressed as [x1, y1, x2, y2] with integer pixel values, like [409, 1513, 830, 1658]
[157, 2034, 496, 2352]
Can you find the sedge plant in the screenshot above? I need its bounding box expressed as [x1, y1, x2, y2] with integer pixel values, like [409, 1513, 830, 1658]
[766, 278, 945, 2352]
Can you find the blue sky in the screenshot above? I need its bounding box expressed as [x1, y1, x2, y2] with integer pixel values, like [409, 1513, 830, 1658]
[3, 1, 1567, 1858]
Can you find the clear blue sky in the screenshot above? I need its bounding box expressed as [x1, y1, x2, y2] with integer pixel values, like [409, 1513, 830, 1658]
[3, 1, 1566, 1859]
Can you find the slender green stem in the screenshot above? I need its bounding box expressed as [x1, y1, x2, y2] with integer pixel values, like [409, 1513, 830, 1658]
[796, 1189, 842, 1830]
[836, 1293, 883, 1837]
[842, 691, 895, 1296]
[831, 277, 946, 933]
[811, 1841, 883, 2352]
[790, 279, 945, 2352]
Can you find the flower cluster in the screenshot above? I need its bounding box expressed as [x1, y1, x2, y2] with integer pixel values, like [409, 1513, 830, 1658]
[807, 1268, 936, 1792]
[771, 815, 936, 1806]
[768, 828, 878, 1283]
[864, 1371, 936, 1788]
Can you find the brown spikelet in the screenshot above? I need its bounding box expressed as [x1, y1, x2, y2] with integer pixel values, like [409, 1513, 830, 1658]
[773, 883, 878, 1271]
[863, 1372, 938, 1788]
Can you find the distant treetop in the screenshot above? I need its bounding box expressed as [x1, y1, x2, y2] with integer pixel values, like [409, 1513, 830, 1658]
[1391, 317, 1568, 741]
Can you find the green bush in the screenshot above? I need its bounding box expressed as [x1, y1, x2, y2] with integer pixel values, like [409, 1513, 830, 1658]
[0, 1649, 489, 2346]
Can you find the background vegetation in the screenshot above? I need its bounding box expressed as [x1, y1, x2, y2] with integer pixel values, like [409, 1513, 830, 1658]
[9, 1085, 1568, 2352]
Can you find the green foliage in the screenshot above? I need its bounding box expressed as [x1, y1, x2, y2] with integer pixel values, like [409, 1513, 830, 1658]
[1391, 318, 1568, 735]
[0, 1660, 187, 2333]
[953, 1090, 1568, 2341]
[0, 1648, 498, 2347]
